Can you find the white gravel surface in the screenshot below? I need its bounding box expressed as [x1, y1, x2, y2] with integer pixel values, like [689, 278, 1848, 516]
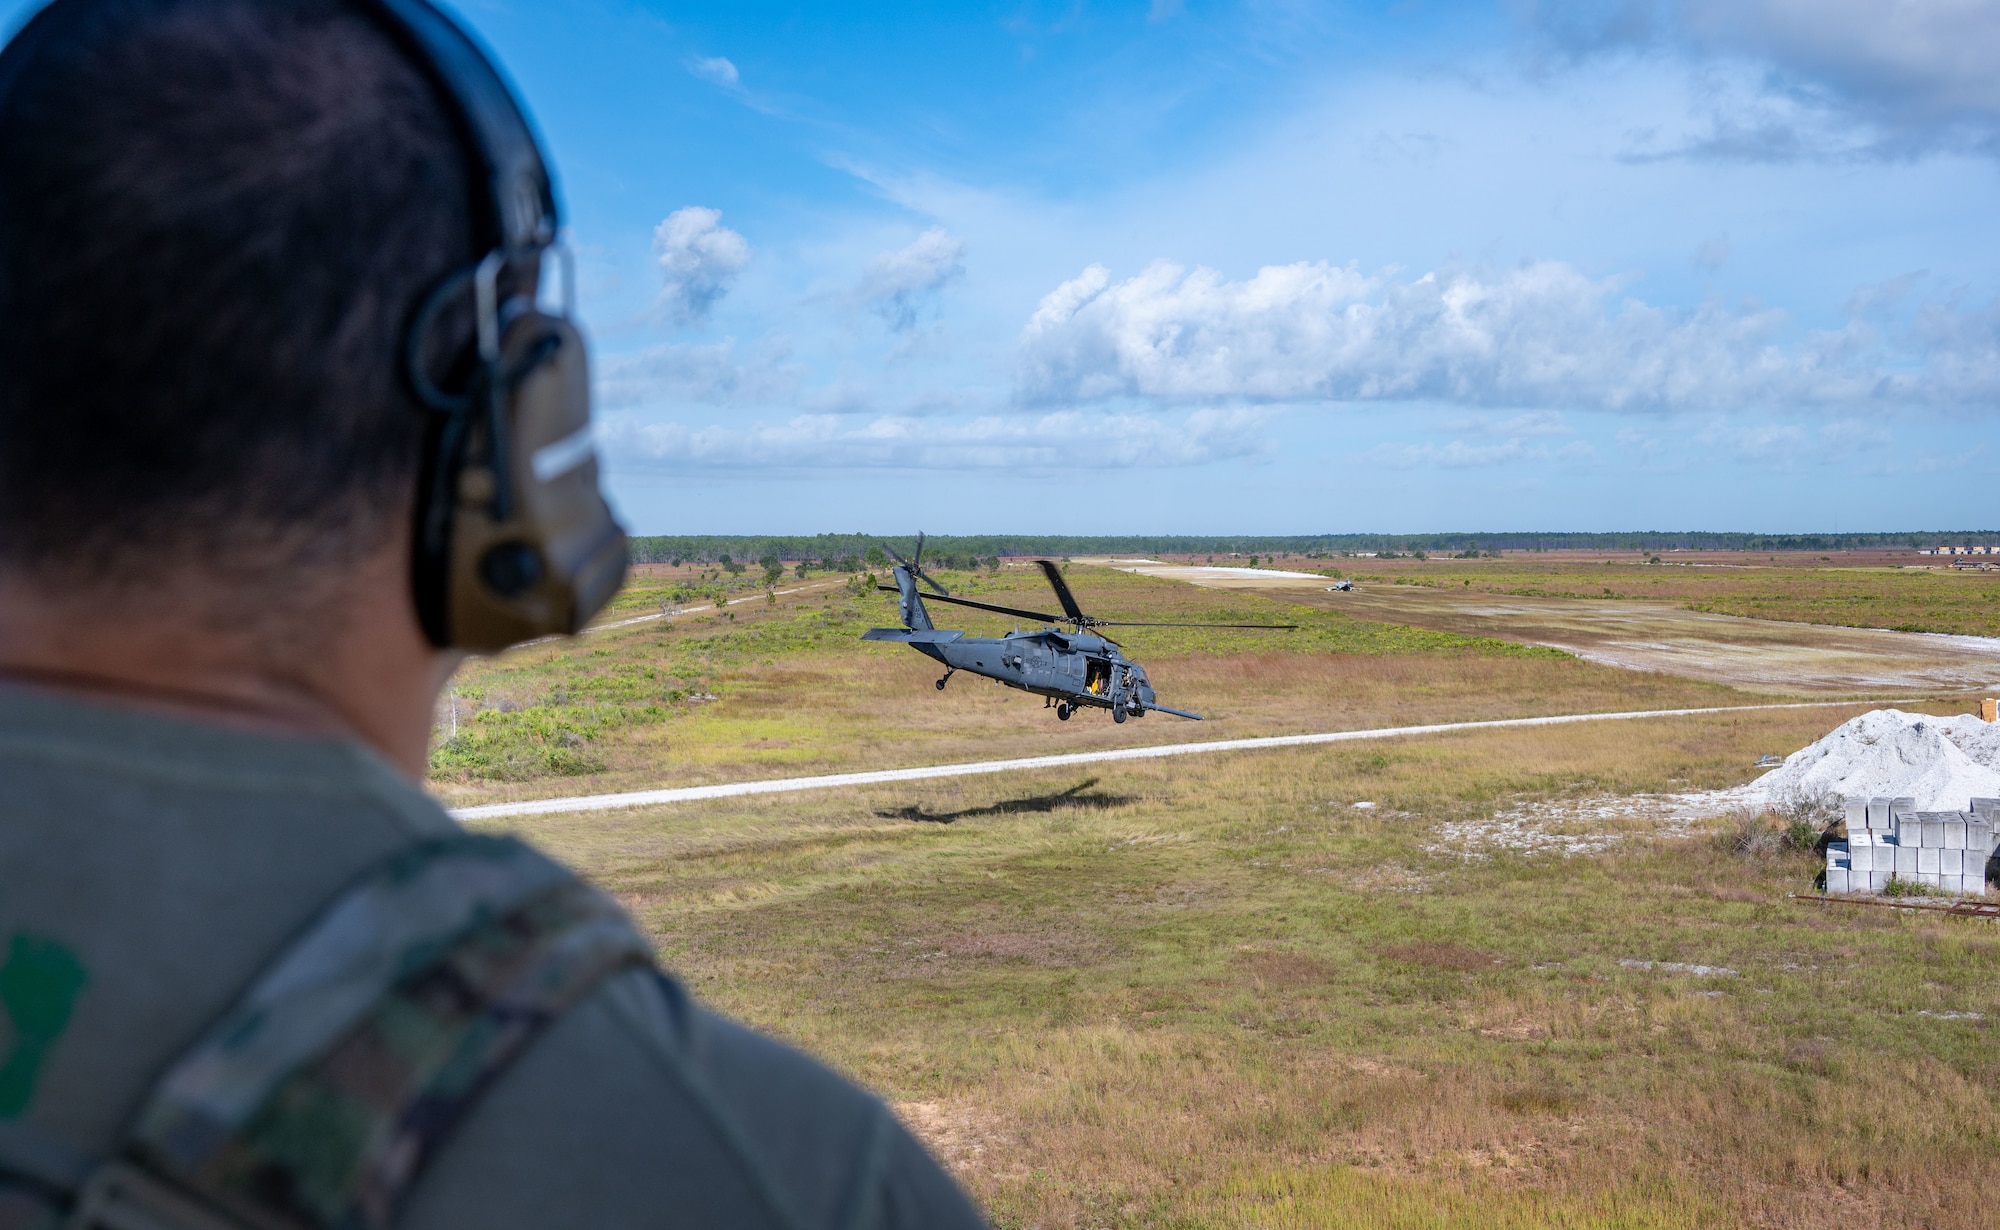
[1750, 709, 2000, 810]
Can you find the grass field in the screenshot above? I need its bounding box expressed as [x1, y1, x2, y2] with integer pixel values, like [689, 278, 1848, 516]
[435, 557, 2000, 1227]
[1233, 550, 2000, 639]
[471, 704, 2000, 1229]
[429, 563, 1766, 807]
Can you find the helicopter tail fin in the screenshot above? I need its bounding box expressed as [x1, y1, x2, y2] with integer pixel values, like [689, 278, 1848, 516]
[892, 564, 935, 631]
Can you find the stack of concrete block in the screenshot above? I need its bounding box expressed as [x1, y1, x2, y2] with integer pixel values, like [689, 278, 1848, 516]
[1826, 796, 1997, 895]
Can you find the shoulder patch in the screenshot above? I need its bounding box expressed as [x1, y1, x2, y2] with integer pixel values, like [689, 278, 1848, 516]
[0, 932, 90, 1119]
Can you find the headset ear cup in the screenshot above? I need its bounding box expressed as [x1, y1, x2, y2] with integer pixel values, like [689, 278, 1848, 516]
[410, 404, 465, 649]
[442, 309, 626, 652]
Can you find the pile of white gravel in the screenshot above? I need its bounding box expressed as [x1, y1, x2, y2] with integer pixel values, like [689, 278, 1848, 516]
[1752, 709, 2000, 811]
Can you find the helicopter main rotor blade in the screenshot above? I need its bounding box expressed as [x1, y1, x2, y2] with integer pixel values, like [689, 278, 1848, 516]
[1086, 620, 1301, 629]
[876, 587, 1063, 625]
[1033, 560, 1086, 622]
[882, 541, 949, 596]
[910, 530, 949, 593]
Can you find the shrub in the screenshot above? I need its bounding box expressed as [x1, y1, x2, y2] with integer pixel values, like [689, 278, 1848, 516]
[1719, 805, 1822, 858]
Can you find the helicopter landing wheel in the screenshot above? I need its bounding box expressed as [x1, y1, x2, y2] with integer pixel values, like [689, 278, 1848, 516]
[934, 677, 947, 691]
[1056, 702, 1072, 721]
[1113, 704, 1127, 724]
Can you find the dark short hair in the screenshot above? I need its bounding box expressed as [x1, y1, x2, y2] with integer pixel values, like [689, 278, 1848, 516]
[0, 0, 475, 586]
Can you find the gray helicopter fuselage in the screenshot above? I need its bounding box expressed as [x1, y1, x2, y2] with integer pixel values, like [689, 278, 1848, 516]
[883, 626, 1158, 714]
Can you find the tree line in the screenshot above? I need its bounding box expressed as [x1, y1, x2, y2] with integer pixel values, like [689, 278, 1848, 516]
[628, 530, 2000, 566]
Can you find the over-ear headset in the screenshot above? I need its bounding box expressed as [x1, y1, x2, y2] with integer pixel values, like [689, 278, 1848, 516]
[0, 0, 629, 653]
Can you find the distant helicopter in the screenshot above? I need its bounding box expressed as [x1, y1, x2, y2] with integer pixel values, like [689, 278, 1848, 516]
[862, 535, 1296, 722]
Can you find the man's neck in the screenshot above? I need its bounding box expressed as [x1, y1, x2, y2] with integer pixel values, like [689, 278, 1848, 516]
[0, 551, 457, 780]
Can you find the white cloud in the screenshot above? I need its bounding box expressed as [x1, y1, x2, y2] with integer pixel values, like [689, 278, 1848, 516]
[1364, 437, 1596, 470]
[1447, 411, 1575, 437]
[596, 336, 796, 408]
[1703, 420, 1807, 462]
[857, 227, 966, 330]
[653, 207, 750, 325]
[1016, 258, 2000, 413]
[1691, 415, 1900, 467]
[686, 56, 740, 88]
[1818, 418, 1895, 459]
[598, 406, 1271, 470]
[1528, 0, 2000, 156]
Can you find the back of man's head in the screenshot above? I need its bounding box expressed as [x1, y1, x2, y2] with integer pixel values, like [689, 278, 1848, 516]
[0, 0, 474, 599]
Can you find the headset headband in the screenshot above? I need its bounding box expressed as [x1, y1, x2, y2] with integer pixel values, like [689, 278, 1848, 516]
[358, 0, 558, 253]
[0, 0, 559, 255]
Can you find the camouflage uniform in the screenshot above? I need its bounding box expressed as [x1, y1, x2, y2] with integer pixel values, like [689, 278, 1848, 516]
[0, 687, 984, 1229]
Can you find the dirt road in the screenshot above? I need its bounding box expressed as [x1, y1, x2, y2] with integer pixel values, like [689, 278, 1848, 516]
[1105, 563, 2000, 696]
[451, 699, 1852, 820]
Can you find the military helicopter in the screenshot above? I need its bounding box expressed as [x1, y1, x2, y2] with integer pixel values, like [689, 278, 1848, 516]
[862, 535, 1296, 722]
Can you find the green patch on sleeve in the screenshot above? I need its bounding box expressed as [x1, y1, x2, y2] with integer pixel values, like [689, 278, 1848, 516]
[0, 931, 90, 1118]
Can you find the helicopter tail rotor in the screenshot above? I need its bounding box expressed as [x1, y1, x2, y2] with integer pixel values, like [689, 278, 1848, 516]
[883, 532, 949, 596]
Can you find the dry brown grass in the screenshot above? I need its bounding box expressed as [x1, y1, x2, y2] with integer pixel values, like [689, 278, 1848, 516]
[433, 559, 2000, 1224]
[475, 703, 2000, 1228]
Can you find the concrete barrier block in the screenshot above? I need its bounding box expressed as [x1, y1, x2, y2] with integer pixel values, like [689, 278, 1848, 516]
[1922, 817, 1946, 848]
[1893, 799, 1917, 837]
[1896, 846, 1920, 876]
[1827, 867, 1851, 894]
[1941, 848, 1964, 876]
[1971, 821, 1995, 857]
[1940, 873, 1962, 895]
[1968, 875, 1988, 897]
[1869, 796, 1891, 828]
[1871, 871, 1892, 892]
[1945, 819, 1967, 850]
[1971, 798, 2000, 822]
[1919, 847, 1940, 875]
[1844, 798, 1867, 831]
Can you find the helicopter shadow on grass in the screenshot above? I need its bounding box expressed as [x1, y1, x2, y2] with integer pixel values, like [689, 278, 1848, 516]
[878, 777, 1134, 825]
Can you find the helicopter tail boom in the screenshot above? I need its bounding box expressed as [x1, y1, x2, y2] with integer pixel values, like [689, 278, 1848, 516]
[860, 627, 964, 644]
[889, 564, 934, 631]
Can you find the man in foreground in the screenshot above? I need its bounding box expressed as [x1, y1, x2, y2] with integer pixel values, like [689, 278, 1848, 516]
[0, 1, 985, 1226]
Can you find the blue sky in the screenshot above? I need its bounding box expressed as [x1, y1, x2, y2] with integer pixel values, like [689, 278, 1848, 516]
[11, 0, 2000, 534]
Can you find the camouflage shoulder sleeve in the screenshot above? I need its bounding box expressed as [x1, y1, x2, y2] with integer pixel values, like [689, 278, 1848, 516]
[5, 834, 653, 1230]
